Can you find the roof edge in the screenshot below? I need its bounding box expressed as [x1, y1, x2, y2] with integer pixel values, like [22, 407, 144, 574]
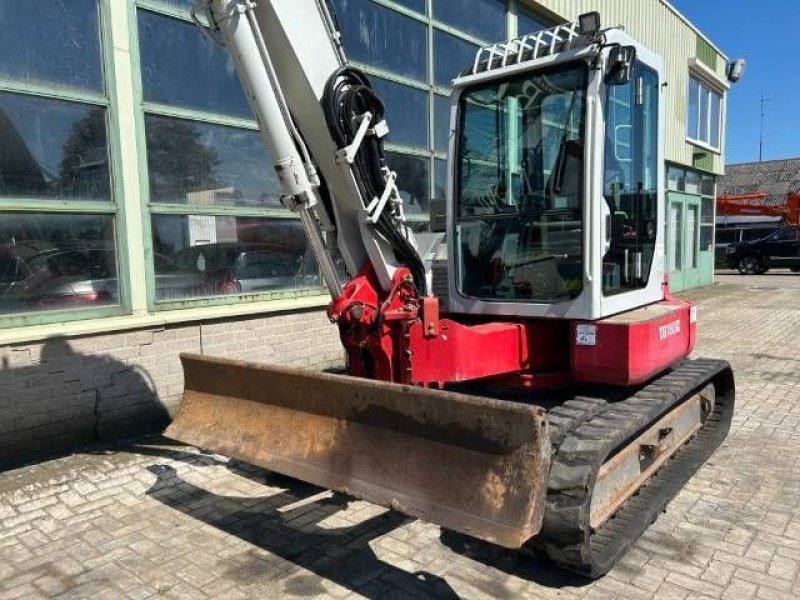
[658, 0, 729, 61]
[727, 157, 800, 168]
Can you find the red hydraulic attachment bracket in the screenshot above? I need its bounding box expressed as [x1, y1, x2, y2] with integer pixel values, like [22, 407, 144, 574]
[422, 296, 440, 338]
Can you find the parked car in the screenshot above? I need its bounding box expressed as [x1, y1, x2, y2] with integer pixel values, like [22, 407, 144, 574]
[724, 226, 800, 275]
[174, 242, 320, 295]
[2, 248, 205, 312]
[0, 241, 56, 296]
[714, 222, 780, 267]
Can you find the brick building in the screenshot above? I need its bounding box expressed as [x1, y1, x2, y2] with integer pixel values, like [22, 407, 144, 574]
[0, 0, 732, 463]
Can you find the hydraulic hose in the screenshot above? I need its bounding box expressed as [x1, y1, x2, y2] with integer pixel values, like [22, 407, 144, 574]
[322, 66, 427, 295]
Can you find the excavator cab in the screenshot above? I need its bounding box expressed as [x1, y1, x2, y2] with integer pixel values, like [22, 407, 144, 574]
[446, 24, 665, 322]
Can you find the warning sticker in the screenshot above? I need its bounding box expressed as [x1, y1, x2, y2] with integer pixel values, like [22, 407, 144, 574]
[576, 324, 597, 346]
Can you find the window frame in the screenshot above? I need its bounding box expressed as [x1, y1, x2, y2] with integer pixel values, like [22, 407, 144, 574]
[453, 60, 589, 304]
[686, 73, 725, 153]
[131, 2, 328, 311]
[0, 0, 131, 329]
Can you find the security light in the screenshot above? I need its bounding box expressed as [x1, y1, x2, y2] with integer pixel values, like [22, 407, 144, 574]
[727, 59, 746, 83]
[578, 12, 601, 36]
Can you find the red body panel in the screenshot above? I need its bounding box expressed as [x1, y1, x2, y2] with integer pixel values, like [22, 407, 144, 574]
[408, 320, 527, 387]
[330, 265, 696, 390]
[571, 299, 696, 386]
[407, 317, 569, 388]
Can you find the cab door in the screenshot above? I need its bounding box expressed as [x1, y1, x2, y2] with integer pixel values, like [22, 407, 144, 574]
[600, 60, 661, 305]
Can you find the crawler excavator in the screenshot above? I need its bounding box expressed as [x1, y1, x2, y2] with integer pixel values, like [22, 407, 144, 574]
[165, 2, 735, 577]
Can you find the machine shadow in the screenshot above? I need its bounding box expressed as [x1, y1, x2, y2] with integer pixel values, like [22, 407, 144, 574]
[438, 531, 591, 589]
[144, 461, 460, 599]
[0, 339, 169, 470]
[136, 440, 591, 593]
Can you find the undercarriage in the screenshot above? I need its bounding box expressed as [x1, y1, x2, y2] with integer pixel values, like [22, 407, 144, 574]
[166, 354, 733, 577]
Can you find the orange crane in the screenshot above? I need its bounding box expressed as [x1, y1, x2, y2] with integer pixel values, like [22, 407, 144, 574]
[717, 192, 800, 225]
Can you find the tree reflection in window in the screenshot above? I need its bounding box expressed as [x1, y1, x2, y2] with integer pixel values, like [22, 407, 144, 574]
[144, 115, 281, 208]
[0, 92, 109, 201]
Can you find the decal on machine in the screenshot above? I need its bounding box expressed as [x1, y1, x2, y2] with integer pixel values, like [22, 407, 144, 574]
[658, 320, 681, 341]
[576, 324, 597, 346]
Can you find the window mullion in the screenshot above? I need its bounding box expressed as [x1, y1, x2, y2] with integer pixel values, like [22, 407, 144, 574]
[0, 78, 108, 107]
[148, 204, 299, 219]
[0, 199, 115, 213]
[142, 101, 259, 130]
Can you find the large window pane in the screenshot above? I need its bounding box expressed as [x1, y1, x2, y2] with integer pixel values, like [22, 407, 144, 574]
[685, 170, 701, 195]
[0, 0, 103, 92]
[0, 92, 110, 201]
[151, 215, 321, 301]
[434, 95, 451, 152]
[518, 10, 549, 36]
[138, 10, 250, 118]
[701, 175, 715, 197]
[389, 0, 426, 14]
[145, 115, 280, 208]
[434, 158, 447, 200]
[434, 31, 479, 87]
[667, 166, 685, 192]
[432, 158, 447, 231]
[686, 205, 698, 269]
[158, 0, 196, 9]
[698, 86, 709, 143]
[687, 78, 699, 140]
[433, 0, 506, 42]
[386, 152, 429, 218]
[371, 78, 428, 149]
[331, 0, 427, 82]
[669, 202, 682, 271]
[709, 91, 721, 148]
[0, 213, 118, 314]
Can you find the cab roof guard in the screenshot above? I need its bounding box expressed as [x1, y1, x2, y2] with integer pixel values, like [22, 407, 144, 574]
[470, 22, 582, 76]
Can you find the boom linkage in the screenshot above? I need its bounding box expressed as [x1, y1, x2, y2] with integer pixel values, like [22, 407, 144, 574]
[206, 0, 426, 307]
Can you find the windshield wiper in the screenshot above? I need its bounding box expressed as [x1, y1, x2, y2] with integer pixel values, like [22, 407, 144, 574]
[515, 253, 569, 268]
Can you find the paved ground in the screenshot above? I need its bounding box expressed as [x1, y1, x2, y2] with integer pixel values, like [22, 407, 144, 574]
[2, 272, 800, 599]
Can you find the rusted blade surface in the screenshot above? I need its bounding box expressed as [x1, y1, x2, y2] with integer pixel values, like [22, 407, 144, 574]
[166, 353, 550, 548]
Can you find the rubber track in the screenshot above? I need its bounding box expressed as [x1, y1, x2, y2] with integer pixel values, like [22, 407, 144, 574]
[536, 358, 735, 578]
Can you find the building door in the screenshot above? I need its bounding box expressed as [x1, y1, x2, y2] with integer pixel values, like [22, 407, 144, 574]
[667, 193, 701, 292]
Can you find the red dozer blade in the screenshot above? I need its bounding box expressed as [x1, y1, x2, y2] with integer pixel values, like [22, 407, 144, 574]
[165, 353, 550, 548]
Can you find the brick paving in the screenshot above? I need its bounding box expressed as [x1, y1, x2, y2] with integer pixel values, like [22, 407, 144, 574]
[2, 272, 800, 599]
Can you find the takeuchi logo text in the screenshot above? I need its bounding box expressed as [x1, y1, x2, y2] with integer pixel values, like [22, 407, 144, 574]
[658, 320, 681, 341]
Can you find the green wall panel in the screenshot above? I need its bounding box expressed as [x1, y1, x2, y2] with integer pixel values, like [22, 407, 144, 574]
[696, 36, 718, 70]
